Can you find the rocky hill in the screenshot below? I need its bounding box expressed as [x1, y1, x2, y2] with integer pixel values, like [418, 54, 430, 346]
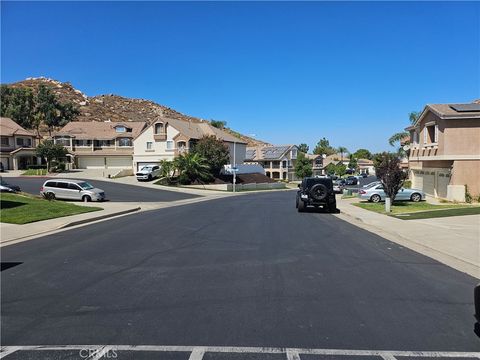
[7, 77, 269, 147]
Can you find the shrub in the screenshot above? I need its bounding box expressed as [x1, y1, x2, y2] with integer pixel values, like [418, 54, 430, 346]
[403, 180, 412, 188]
[465, 184, 472, 203]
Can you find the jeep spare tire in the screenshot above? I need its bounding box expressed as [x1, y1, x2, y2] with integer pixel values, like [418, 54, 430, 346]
[310, 183, 328, 201]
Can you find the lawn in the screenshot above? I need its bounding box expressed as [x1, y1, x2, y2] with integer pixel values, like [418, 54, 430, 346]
[0, 193, 101, 224]
[22, 168, 48, 176]
[353, 201, 480, 219]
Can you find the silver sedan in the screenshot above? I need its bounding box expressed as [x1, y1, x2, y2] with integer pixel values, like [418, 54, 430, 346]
[358, 184, 426, 203]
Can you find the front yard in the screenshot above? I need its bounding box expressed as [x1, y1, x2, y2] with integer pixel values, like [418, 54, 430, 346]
[353, 201, 480, 220]
[0, 193, 101, 224]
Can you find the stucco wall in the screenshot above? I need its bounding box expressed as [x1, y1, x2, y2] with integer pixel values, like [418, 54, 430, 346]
[443, 119, 480, 156]
[451, 160, 480, 196]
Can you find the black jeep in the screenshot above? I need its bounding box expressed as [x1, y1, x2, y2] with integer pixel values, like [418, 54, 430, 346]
[296, 177, 337, 213]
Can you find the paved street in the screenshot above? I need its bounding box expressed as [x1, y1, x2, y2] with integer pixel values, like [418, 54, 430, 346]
[1, 191, 479, 359]
[3, 177, 200, 202]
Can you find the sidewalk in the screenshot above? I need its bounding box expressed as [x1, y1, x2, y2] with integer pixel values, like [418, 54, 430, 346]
[335, 197, 480, 279]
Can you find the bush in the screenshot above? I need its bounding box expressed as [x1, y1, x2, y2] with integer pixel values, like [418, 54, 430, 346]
[465, 184, 472, 203]
[27, 165, 47, 170]
[403, 180, 412, 189]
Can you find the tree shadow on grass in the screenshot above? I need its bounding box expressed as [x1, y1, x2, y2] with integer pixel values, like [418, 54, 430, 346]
[0, 199, 27, 210]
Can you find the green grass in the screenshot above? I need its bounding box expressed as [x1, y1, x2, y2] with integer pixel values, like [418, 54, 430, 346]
[0, 193, 101, 224]
[392, 207, 480, 220]
[22, 168, 48, 176]
[353, 201, 480, 219]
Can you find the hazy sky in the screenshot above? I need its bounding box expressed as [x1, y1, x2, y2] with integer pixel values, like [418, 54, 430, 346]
[2, 1, 479, 152]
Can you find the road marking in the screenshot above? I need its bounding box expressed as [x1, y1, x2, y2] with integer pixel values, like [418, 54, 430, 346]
[1, 345, 479, 359]
[286, 348, 302, 360]
[189, 347, 206, 360]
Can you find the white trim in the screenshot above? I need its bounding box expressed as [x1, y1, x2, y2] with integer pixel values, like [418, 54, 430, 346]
[409, 154, 480, 161]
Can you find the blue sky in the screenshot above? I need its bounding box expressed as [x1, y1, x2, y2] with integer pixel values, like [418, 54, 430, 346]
[2, 1, 479, 153]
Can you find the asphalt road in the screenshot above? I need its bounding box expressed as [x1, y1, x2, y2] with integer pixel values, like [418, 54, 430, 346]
[3, 177, 200, 202]
[1, 191, 478, 358]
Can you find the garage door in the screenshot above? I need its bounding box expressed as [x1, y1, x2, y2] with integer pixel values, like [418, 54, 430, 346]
[437, 172, 449, 198]
[106, 156, 132, 169]
[422, 171, 435, 196]
[77, 157, 105, 169]
[137, 162, 160, 171]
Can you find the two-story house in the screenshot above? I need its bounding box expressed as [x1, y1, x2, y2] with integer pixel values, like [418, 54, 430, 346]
[133, 118, 247, 171]
[406, 102, 480, 202]
[53, 121, 147, 172]
[245, 145, 299, 180]
[0, 117, 40, 170]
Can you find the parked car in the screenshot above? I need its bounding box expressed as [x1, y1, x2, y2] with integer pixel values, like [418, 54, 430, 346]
[40, 179, 105, 202]
[358, 183, 425, 203]
[362, 181, 381, 188]
[136, 165, 161, 181]
[0, 178, 21, 193]
[296, 177, 337, 212]
[345, 176, 358, 185]
[360, 173, 368, 178]
[332, 180, 343, 194]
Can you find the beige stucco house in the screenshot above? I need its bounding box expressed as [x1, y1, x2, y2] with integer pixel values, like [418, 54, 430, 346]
[245, 145, 300, 180]
[133, 118, 247, 171]
[0, 117, 40, 170]
[53, 121, 147, 172]
[406, 102, 480, 202]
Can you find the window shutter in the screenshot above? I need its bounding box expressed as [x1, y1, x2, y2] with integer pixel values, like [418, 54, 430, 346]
[423, 128, 427, 144]
[435, 125, 438, 143]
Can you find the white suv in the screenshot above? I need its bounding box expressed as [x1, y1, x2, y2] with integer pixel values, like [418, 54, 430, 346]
[136, 165, 161, 181]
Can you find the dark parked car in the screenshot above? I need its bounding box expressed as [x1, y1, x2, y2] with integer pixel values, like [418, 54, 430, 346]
[345, 176, 358, 185]
[296, 177, 337, 213]
[0, 178, 21, 193]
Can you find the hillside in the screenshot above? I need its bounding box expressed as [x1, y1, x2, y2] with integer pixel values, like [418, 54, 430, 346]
[7, 77, 269, 147]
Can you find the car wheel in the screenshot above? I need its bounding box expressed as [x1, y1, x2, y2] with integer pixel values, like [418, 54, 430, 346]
[371, 194, 381, 203]
[82, 195, 92, 202]
[297, 200, 306, 212]
[410, 193, 421, 202]
[44, 192, 55, 201]
[295, 196, 299, 208]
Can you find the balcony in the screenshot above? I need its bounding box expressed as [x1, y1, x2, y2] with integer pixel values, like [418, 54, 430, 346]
[153, 133, 167, 141]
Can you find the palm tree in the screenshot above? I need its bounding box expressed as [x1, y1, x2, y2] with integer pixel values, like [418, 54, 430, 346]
[174, 152, 211, 184]
[337, 146, 349, 162]
[159, 159, 177, 182]
[388, 111, 420, 146]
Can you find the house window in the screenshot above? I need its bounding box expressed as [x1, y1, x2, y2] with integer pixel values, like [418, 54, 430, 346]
[75, 139, 91, 147]
[115, 126, 126, 133]
[155, 123, 164, 134]
[177, 141, 187, 149]
[94, 140, 112, 147]
[16, 137, 32, 147]
[425, 125, 437, 144]
[118, 138, 132, 147]
[1, 137, 9, 146]
[55, 137, 70, 146]
[146, 142, 153, 150]
[166, 140, 174, 150]
[282, 160, 288, 168]
[291, 149, 297, 159]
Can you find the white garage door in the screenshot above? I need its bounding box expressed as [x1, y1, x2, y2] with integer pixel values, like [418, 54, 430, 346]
[437, 172, 449, 199]
[106, 156, 132, 169]
[422, 171, 435, 196]
[77, 157, 105, 169]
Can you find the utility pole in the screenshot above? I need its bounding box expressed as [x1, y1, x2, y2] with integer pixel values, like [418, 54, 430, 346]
[233, 141, 236, 192]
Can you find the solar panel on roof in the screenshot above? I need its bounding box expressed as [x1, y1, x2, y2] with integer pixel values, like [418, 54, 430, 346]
[450, 104, 480, 112]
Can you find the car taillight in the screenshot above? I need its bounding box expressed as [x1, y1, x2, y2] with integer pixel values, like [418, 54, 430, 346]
[359, 190, 366, 194]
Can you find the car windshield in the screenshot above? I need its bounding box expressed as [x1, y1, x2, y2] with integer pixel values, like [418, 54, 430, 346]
[141, 166, 153, 171]
[78, 182, 94, 190]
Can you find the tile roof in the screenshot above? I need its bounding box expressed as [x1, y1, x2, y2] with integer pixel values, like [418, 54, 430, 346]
[0, 117, 36, 137]
[409, 103, 480, 129]
[166, 118, 246, 144]
[54, 121, 147, 140]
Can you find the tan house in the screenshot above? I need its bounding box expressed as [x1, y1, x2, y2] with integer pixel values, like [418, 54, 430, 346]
[0, 117, 40, 170]
[406, 102, 480, 202]
[305, 153, 325, 176]
[133, 118, 247, 171]
[53, 121, 147, 172]
[245, 145, 299, 180]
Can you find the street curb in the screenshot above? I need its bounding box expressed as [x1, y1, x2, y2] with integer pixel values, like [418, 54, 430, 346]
[335, 204, 480, 279]
[59, 207, 141, 228]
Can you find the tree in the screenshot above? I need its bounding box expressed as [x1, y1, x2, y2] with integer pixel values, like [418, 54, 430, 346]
[297, 143, 309, 153]
[348, 154, 358, 171]
[191, 135, 230, 176]
[35, 140, 68, 171]
[294, 152, 313, 178]
[325, 163, 336, 175]
[353, 148, 372, 160]
[210, 120, 227, 129]
[313, 137, 336, 156]
[374, 152, 407, 201]
[174, 152, 212, 184]
[337, 146, 349, 162]
[388, 111, 420, 146]
[0, 86, 36, 129]
[335, 163, 347, 177]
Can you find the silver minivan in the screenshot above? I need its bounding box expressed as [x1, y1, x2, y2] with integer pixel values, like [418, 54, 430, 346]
[40, 179, 105, 202]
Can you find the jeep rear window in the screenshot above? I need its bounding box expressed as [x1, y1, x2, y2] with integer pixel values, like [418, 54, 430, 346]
[304, 178, 332, 190]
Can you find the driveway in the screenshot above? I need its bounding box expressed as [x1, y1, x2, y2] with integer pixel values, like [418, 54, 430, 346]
[1, 191, 478, 357]
[5, 177, 200, 202]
